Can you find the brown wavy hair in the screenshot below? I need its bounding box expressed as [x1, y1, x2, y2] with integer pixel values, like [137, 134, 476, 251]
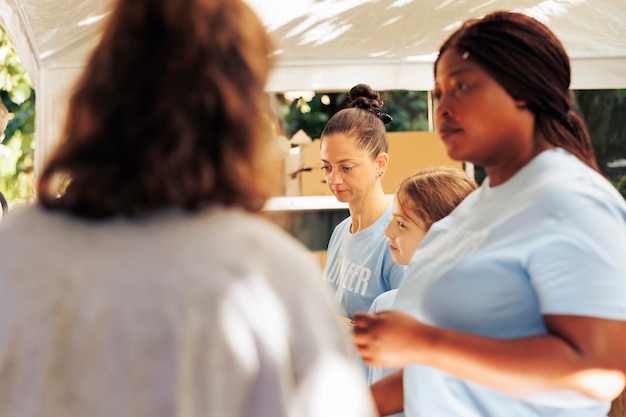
[397, 166, 477, 228]
[37, 0, 277, 219]
[435, 11, 599, 171]
[321, 84, 389, 159]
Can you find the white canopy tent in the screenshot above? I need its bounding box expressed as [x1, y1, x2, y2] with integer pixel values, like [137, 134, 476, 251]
[0, 0, 625, 175]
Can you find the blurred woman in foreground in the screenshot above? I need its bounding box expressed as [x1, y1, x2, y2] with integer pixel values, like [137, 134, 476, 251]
[0, 0, 377, 416]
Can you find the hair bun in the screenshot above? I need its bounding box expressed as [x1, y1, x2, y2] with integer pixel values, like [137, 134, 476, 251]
[346, 83, 392, 124]
[347, 83, 383, 110]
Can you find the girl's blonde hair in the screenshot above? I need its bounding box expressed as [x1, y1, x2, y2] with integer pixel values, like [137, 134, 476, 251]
[397, 166, 477, 228]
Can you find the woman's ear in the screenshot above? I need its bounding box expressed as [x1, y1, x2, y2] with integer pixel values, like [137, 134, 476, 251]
[376, 152, 389, 172]
[515, 99, 528, 109]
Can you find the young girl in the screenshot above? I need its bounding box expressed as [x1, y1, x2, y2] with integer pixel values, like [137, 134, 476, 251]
[321, 83, 406, 320]
[367, 166, 478, 315]
[385, 166, 477, 267]
[354, 11, 626, 417]
[363, 166, 477, 412]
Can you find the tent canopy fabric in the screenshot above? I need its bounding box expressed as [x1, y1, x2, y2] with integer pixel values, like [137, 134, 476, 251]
[3, 0, 626, 91]
[0, 0, 625, 171]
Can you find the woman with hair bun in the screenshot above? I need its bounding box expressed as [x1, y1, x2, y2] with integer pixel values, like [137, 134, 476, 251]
[354, 11, 626, 417]
[321, 83, 407, 323]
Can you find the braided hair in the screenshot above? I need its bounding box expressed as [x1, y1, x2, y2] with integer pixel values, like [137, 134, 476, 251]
[435, 11, 598, 171]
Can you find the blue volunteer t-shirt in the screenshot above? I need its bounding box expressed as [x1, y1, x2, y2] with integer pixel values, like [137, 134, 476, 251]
[324, 205, 406, 319]
[394, 148, 626, 417]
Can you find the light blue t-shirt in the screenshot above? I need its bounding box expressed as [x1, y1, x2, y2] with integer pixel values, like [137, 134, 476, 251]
[324, 206, 407, 318]
[365, 289, 400, 385]
[395, 148, 626, 417]
[362, 289, 404, 417]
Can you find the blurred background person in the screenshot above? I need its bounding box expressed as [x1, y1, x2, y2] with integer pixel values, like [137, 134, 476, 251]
[0, 0, 377, 416]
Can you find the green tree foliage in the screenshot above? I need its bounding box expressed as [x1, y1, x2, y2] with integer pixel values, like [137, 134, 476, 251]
[276, 90, 429, 139]
[575, 90, 626, 197]
[0, 26, 35, 208]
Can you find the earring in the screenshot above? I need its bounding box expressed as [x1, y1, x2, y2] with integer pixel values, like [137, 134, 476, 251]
[378, 170, 384, 178]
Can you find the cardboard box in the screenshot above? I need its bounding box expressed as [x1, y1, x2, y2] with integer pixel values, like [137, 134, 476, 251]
[383, 131, 462, 194]
[300, 139, 332, 196]
[283, 146, 303, 196]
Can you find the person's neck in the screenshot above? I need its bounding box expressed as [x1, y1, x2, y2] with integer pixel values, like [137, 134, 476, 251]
[486, 138, 554, 187]
[348, 188, 389, 233]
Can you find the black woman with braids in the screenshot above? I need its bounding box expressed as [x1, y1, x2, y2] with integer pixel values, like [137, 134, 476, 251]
[0, 0, 378, 416]
[353, 11, 626, 417]
[320, 83, 407, 327]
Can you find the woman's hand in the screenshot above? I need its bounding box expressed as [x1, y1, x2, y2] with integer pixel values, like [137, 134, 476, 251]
[352, 310, 431, 368]
[356, 311, 626, 405]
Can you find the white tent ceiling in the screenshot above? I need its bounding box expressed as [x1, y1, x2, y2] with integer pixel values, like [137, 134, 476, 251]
[1, 0, 625, 172]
